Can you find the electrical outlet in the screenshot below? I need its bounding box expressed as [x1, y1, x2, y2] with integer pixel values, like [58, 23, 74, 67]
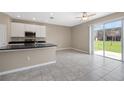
[27, 56, 30, 61]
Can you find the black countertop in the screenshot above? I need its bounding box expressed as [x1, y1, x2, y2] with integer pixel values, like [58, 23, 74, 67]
[9, 41, 46, 44]
[0, 43, 57, 50]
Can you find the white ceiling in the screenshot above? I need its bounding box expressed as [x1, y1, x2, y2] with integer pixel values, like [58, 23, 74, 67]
[5, 12, 113, 27]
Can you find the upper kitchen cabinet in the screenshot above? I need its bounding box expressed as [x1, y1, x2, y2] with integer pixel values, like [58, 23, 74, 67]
[35, 25, 46, 37]
[25, 24, 36, 32]
[11, 22, 46, 37]
[11, 22, 25, 37]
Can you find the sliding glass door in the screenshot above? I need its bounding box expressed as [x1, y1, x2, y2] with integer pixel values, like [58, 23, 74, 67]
[94, 24, 104, 56]
[93, 20, 123, 61]
[104, 21, 122, 60]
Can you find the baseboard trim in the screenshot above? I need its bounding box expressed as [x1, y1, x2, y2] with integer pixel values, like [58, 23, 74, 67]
[57, 47, 89, 54]
[57, 47, 72, 51]
[71, 48, 89, 54]
[0, 61, 56, 76]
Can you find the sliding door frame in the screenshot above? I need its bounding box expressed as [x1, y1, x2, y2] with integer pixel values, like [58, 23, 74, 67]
[90, 19, 124, 62]
[121, 19, 124, 62]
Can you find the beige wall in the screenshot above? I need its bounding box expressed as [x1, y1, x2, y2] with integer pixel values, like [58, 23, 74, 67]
[71, 23, 89, 52]
[72, 12, 124, 53]
[46, 24, 71, 49]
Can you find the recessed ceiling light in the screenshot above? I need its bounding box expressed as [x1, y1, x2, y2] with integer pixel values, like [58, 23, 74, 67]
[50, 12, 54, 16]
[17, 15, 21, 18]
[33, 17, 36, 20]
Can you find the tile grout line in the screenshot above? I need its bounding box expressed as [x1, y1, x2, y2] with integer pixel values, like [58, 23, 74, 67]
[99, 64, 122, 79]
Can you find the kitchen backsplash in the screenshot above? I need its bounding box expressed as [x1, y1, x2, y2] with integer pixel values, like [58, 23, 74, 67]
[11, 37, 46, 41]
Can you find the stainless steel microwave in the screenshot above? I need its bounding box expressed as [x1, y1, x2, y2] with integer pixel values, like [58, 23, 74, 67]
[25, 32, 36, 38]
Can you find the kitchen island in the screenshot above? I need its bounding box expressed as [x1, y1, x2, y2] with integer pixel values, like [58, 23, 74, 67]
[0, 44, 57, 75]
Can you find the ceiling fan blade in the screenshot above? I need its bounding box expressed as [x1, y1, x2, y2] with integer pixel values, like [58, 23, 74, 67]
[87, 14, 96, 17]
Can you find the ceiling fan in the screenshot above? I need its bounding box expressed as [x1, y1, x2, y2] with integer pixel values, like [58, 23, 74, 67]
[76, 12, 96, 22]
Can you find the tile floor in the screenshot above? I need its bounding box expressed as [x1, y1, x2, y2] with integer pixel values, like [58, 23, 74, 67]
[0, 49, 124, 81]
[95, 50, 121, 60]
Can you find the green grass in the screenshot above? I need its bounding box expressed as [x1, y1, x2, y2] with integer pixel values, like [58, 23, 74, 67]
[95, 41, 121, 53]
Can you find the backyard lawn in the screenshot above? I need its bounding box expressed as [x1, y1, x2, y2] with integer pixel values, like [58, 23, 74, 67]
[95, 40, 121, 53]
